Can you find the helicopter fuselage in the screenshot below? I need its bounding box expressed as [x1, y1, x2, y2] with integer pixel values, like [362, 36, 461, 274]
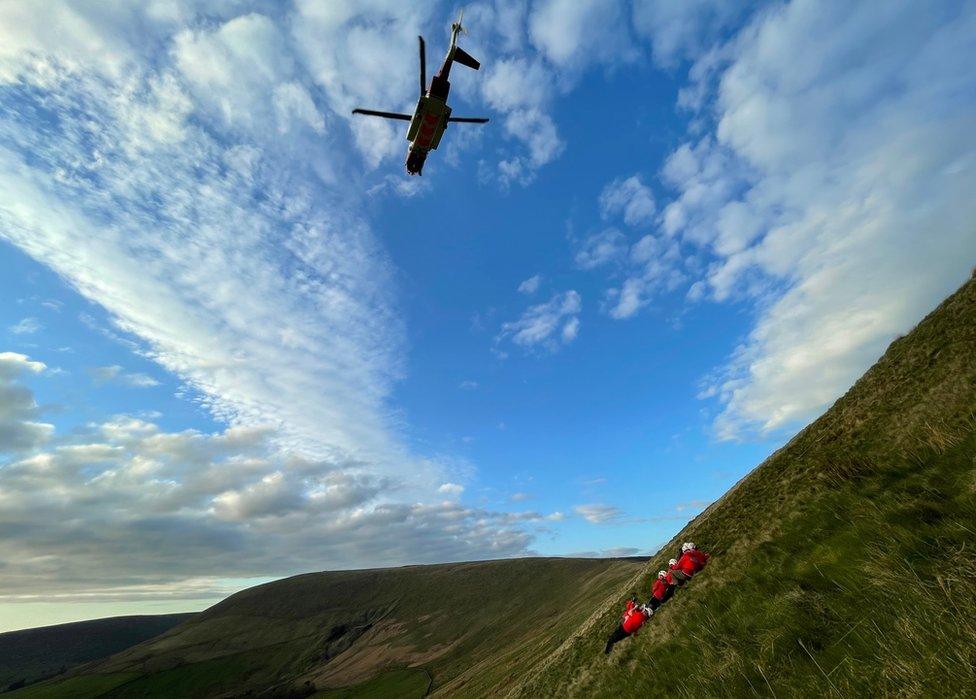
[405, 65, 454, 174]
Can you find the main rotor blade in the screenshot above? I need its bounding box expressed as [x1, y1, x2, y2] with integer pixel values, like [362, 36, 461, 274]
[352, 109, 412, 121]
[447, 116, 490, 123]
[419, 36, 426, 97]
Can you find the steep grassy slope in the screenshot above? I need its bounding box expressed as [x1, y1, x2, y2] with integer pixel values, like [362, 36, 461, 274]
[16, 558, 643, 697]
[512, 275, 976, 697]
[0, 615, 192, 692]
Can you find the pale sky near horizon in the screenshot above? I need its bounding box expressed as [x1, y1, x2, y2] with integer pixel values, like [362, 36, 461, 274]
[1, 0, 975, 632]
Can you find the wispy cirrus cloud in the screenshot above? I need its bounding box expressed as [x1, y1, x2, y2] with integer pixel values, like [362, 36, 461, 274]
[517, 274, 543, 295]
[8, 317, 41, 335]
[573, 503, 623, 524]
[496, 290, 582, 354]
[599, 175, 656, 227]
[89, 365, 160, 388]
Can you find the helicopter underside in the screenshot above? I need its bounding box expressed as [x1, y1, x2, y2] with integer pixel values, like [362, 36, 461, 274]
[405, 95, 451, 175]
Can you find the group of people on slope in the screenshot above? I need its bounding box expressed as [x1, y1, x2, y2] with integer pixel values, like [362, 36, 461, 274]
[604, 541, 710, 654]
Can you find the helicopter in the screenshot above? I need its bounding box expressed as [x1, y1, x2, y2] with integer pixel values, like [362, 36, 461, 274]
[352, 12, 489, 175]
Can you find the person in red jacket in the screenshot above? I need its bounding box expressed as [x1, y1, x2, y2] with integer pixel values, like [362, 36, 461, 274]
[688, 543, 710, 571]
[673, 542, 709, 584]
[647, 570, 675, 610]
[604, 595, 651, 654]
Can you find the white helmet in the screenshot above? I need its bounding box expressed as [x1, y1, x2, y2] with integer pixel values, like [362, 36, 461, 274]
[681, 542, 696, 553]
[658, 570, 667, 579]
[669, 558, 678, 567]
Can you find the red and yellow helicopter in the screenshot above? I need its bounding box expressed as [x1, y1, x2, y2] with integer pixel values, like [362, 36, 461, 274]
[353, 13, 489, 175]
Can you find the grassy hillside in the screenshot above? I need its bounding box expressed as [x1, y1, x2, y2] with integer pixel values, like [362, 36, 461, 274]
[511, 275, 976, 697]
[14, 558, 644, 697]
[0, 615, 192, 692]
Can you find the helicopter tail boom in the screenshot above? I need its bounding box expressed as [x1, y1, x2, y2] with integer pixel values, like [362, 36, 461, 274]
[451, 46, 480, 71]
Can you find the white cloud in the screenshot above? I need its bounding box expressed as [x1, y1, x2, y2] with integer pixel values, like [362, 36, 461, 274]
[171, 13, 302, 131]
[437, 482, 464, 497]
[8, 317, 42, 335]
[482, 56, 553, 111]
[0, 352, 46, 379]
[574, 229, 627, 270]
[607, 234, 685, 319]
[561, 316, 580, 342]
[90, 365, 161, 388]
[573, 503, 622, 524]
[0, 360, 565, 600]
[599, 175, 656, 227]
[529, 0, 632, 69]
[498, 108, 565, 186]
[658, 0, 976, 438]
[631, 0, 755, 67]
[458, 380, 479, 390]
[496, 290, 582, 352]
[517, 274, 542, 294]
[566, 546, 643, 558]
[0, 352, 53, 452]
[575, 226, 685, 319]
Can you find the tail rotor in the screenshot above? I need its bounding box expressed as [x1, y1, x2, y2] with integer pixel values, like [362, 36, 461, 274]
[449, 9, 480, 71]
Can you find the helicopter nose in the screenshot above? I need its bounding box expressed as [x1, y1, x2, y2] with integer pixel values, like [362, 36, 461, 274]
[406, 148, 427, 175]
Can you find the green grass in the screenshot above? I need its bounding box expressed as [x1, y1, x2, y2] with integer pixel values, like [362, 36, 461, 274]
[30, 557, 643, 697]
[316, 668, 431, 698]
[8, 674, 138, 698]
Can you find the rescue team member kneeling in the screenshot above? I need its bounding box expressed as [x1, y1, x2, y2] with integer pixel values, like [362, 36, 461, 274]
[672, 541, 709, 584]
[604, 596, 652, 654]
[647, 570, 674, 610]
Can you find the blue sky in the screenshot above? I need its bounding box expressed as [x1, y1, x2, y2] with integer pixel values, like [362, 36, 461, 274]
[1, 0, 974, 632]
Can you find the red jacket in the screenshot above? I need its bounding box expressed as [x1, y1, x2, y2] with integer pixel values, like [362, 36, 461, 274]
[689, 549, 710, 572]
[676, 550, 710, 577]
[621, 600, 649, 634]
[675, 552, 696, 576]
[651, 578, 669, 600]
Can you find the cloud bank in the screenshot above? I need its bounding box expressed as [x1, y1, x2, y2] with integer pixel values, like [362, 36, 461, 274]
[604, 0, 976, 439]
[0, 362, 558, 601]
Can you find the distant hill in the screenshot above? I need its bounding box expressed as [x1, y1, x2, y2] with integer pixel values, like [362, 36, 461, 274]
[11, 558, 645, 697]
[0, 614, 193, 692]
[12, 273, 976, 697]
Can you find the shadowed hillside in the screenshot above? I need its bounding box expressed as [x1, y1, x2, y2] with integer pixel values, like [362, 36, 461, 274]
[0, 615, 193, 692]
[10, 274, 976, 698]
[11, 558, 644, 697]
